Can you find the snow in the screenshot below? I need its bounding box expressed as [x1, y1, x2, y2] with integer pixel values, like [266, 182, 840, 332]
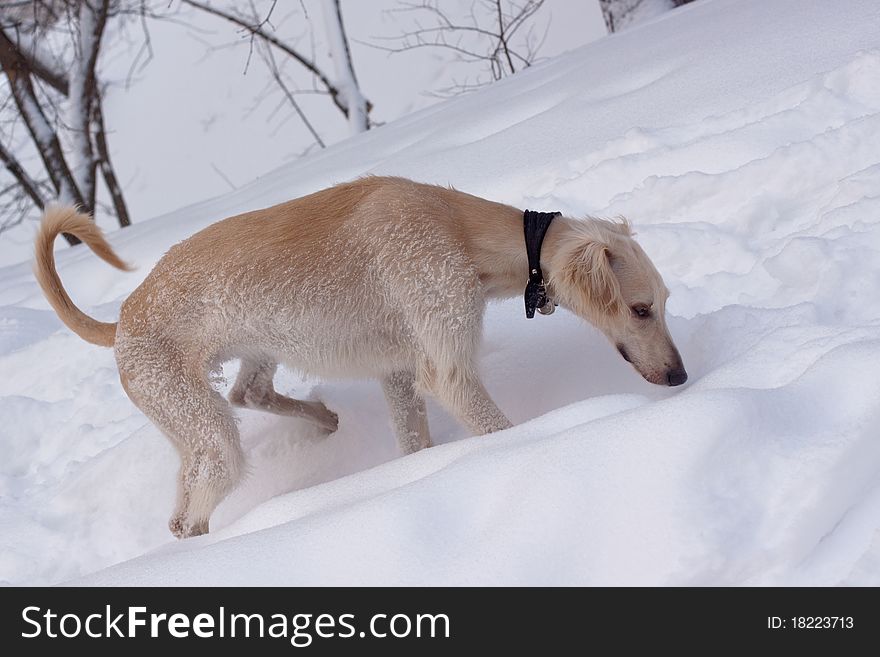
[2, 0, 880, 586]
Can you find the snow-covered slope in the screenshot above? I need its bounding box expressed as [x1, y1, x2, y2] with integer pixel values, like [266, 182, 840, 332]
[2, 0, 880, 585]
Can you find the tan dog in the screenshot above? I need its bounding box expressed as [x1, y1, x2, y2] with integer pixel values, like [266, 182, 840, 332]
[34, 176, 686, 538]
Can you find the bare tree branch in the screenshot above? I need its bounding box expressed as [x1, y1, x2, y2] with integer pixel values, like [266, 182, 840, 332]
[242, 0, 277, 74]
[0, 137, 44, 209]
[69, 0, 110, 214]
[181, 0, 369, 119]
[92, 96, 130, 227]
[124, 0, 155, 90]
[330, 0, 357, 85]
[1, 26, 69, 94]
[0, 190, 33, 236]
[321, 0, 367, 134]
[0, 4, 132, 238]
[258, 36, 325, 148]
[494, 0, 514, 73]
[371, 0, 547, 94]
[599, 0, 696, 34]
[0, 24, 84, 244]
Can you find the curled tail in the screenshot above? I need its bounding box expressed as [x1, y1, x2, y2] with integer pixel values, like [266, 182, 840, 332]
[34, 205, 132, 348]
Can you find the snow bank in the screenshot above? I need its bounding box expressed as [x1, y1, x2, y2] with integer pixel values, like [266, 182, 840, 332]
[2, 0, 880, 585]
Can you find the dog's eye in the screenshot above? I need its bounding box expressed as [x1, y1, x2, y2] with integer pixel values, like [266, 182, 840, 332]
[632, 305, 652, 318]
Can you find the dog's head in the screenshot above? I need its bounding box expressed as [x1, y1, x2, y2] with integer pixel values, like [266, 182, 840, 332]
[547, 219, 687, 387]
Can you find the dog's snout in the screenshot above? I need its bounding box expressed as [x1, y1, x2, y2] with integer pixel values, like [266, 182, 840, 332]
[616, 344, 632, 363]
[666, 368, 688, 386]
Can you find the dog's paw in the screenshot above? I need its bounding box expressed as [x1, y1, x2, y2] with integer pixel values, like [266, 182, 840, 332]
[317, 409, 339, 435]
[169, 514, 208, 539]
[227, 389, 247, 408]
[302, 394, 338, 435]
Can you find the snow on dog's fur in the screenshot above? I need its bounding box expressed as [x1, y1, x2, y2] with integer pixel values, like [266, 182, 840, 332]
[34, 177, 685, 538]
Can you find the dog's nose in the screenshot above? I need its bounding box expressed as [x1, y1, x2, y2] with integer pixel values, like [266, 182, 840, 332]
[666, 368, 688, 386]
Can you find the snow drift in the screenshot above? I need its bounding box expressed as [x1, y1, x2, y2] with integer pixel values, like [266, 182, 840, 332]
[1, 0, 880, 585]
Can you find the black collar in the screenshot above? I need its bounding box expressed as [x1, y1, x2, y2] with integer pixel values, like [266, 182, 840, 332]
[523, 209, 561, 318]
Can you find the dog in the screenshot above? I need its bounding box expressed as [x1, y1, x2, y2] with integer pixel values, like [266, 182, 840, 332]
[34, 176, 686, 538]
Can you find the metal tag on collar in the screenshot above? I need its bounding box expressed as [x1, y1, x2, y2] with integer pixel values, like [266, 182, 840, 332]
[524, 274, 546, 319]
[524, 268, 555, 318]
[537, 298, 556, 315]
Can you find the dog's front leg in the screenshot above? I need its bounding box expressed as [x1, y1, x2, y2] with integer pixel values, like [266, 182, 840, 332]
[422, 365, 512, 436]
[382, 371, 431, 454]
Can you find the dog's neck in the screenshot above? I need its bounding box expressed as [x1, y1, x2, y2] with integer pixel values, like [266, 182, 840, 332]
[461, 200, 574, 301]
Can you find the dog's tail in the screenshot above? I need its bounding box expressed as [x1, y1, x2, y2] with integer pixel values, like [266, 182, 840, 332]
[34, 205, 132, 348]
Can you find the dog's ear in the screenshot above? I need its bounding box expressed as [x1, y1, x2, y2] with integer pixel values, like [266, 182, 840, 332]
[556, 239, 624, 318]
[581, 241, 624, 315]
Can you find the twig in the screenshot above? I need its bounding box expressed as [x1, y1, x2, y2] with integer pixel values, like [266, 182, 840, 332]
[92, 96, 130, 227]
[367, 0, 547, 93]
[210, 162, 237, 190]
[0, 137, 43, 208]
[181, 0, 361, 119]
[259, 39, 325, 148]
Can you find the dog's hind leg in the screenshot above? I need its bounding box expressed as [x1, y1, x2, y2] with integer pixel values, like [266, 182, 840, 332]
[229, 358, 338, 434]
[381, 371, 431, 454]
[118, 343, 245, 539]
